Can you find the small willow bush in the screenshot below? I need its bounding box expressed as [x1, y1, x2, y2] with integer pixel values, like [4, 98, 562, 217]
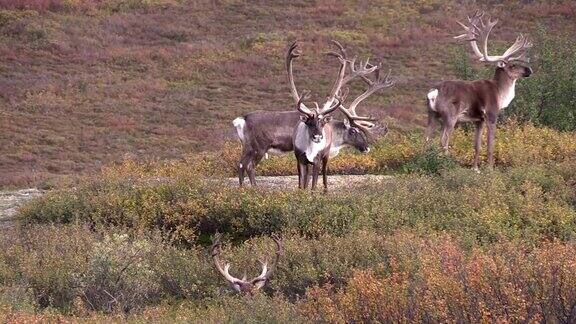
[302, 238, 576, 323]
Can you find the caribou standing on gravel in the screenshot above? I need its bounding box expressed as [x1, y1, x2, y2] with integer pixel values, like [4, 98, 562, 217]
[233, 41, 393, 189]
[426, 11, 533, 169]
[211, 234, 283, 294]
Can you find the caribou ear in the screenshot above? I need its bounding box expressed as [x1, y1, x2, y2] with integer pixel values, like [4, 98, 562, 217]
[324, 115, 332, 123]
[497, 61, 507, 68]
[299, 115, 308, 122]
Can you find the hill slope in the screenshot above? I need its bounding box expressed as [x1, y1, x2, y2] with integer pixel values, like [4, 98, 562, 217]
[1, 0, 575, 187]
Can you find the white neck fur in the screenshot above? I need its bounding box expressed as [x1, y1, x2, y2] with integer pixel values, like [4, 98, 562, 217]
[294, 123, 328, 163]
[498, 79, 516, 110]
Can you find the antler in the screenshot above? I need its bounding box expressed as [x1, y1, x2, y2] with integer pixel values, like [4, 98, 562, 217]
[323, 40, 377, 113]
[211, 233, 242, 292]
[251, 234, 283, 289]
[339, 63, 394, 131]
[286, 41, 311, 110]
[296, 90, 315, 117]
[455, 10, 532, 64]
[211, 233, 283, 293]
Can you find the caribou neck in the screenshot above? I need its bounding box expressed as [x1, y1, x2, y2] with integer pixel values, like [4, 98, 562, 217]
[330, 122, 347, 148]
[493, 68, 517, 109]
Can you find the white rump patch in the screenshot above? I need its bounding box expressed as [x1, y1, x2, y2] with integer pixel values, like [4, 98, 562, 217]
[427, 89, 438, 111]
[294, 123, 328, 163]
[232, 117, 246, 142]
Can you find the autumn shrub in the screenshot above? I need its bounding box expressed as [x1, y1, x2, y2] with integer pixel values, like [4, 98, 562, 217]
[0, 224, 219, 314]
[99, 123, 576, 182]
[301, 235, 576, 323]
[401, 145, 457, 175]
[3, 227, 576, 321]
[19, 157, 576, 247]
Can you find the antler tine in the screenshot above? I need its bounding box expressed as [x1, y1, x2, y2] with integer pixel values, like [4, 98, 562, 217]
[322, 40, 349, 112]
[211, 233, 241, 286]
[286, 41, 311, 110]
[501, 34, 533, 61]
[331, 39, 347, 58]
[322, 40, 378, 113]
[337, 87, 350, 103]
[297, 90, 314, 117]
[323, 98, 341, 115]
[251, 234, 284, 290]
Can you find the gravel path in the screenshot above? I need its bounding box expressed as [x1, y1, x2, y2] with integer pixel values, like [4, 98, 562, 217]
[224, 174, 393, 189]
[0, 188, 43, 227]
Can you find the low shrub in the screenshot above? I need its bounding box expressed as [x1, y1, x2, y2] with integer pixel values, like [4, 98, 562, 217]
[301, 236, 576, 323]
[0, 224, 218, 314]
[100, 124, 576, 182]
[18, 158, 576, 247]
[2, 228, 576, 322]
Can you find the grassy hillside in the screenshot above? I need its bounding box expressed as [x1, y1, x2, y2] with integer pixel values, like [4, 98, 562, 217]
[1, 0, 575, 187]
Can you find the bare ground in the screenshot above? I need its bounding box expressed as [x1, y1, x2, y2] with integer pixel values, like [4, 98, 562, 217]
[0, 188, 43, 227]
[223, 174, 393, 189]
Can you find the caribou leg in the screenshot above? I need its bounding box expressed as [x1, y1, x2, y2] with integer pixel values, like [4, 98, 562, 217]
[303, 164, 311, 189]
[297, 162, 308, 189]
[247, 151, 265, 186]
[322, 155, 329, 193]
[440, 116, 457, 154]
[311, 162, 320, 190]
[425, 111, 437, 143]
[238, 150, 253, 187]
[486, 113, 497, 168]
[472, 120, 484, 171]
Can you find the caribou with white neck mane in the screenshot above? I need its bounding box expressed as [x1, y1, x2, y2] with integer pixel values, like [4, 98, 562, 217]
[426, 11, 533, 169]
[233, 41, 392, 187]
[291, 41, 393, 191]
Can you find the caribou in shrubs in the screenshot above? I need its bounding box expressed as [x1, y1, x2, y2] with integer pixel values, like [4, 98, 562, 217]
[233, 41, 393, 188]
[211, 233, 283, 294]
[426, 11, 533, 169]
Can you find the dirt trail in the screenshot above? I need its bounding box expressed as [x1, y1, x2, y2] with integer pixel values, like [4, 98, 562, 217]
[224, 174, 393, 189]
[0, 188, 43, 227]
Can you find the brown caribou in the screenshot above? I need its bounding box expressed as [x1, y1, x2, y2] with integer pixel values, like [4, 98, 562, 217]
[290, 41, 393, 191]
[426, 11, 533, 170]
[233, 41, 392, 187]
[211, 233, 283, 295]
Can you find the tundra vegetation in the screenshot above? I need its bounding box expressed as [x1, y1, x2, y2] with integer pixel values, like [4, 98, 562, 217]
[1, 0, 576, 322]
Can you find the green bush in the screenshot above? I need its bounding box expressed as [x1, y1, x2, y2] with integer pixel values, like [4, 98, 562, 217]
[401, 145, 457, 175]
